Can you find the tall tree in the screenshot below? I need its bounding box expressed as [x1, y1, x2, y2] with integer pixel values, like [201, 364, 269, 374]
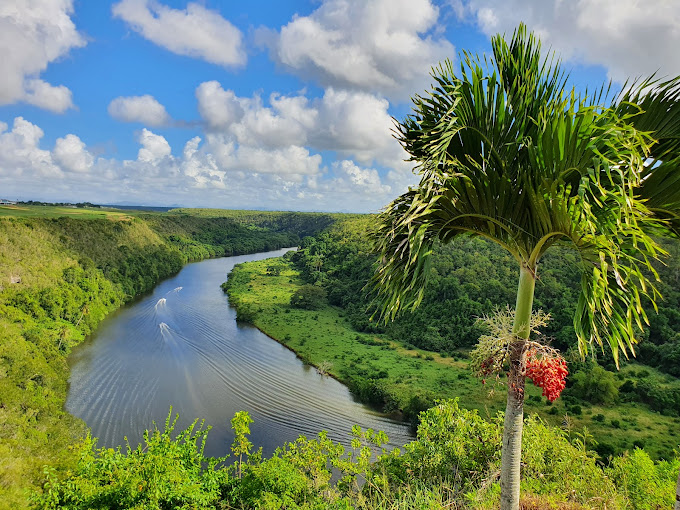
[371, 25, 679, 510]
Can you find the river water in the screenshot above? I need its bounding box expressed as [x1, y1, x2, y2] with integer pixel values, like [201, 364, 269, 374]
[66, 249, 411, 457]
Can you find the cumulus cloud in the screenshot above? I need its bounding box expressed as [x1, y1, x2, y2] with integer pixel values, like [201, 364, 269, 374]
[0, 117, 60, 177]
[137, 128, 172, 162]
[22, 79, 75, 114]
[0, 109, 404, 211]
[333, 160, 391, 194]
[310, 89, 396, 165]
[195, 81, 407, 170]
[456, 0, 680, 82]
[187, 134, 322, 180]
[264, 0, 454, 100]
[53, 134, 93, 173]
[0, 119, 96, 178]
[0, 1, 84, 112]
[195, 81, 245, 130]
[230, 97, 311, 149]
[108, 95, 172, 126]
[112, 0, 246, 68]
[232, 144, 322, 178]
[180, 136, 226, 189]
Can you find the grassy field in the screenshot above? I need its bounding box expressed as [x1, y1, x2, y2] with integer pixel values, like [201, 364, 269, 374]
[227, 256, 680, 461]
[0, 204, 136, 220]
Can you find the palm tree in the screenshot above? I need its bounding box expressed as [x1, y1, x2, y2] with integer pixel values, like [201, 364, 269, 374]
[615, 77, 680, 237]
[616, 68, 680, 510]
[370, 25, 679, 510]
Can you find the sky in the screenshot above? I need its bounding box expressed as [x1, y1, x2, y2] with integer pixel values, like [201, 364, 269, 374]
[1, 1, 679, 213]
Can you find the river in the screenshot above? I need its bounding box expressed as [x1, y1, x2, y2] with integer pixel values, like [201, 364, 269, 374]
[66, 248, 412, 457]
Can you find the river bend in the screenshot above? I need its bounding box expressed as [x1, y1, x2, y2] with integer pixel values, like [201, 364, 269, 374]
[67, 249, 411, 457]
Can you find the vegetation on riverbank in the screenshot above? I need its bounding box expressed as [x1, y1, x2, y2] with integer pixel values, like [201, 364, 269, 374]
[225, 216, 680, 462]
[33, 401, 679, 509]
[0, 207, 334, 509]
[224, 256, 500, 420]
[4, 206, 680, 507]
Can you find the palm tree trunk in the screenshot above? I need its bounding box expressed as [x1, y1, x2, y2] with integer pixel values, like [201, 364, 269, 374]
[500, 264, 536, 510]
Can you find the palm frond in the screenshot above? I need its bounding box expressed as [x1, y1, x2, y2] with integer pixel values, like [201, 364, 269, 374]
[372, 24, 673, 366]
[616, 77, 680, 237]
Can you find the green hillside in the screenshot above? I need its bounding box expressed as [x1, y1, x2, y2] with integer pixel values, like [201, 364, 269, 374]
[226, 216, 680, 461]
[0, 208, 332, 508]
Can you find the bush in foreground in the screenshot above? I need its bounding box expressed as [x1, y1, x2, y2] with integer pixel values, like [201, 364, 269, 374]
[32, 400, 679, 509]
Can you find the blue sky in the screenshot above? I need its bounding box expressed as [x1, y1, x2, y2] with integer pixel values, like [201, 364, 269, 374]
[1, 1, 679, 212]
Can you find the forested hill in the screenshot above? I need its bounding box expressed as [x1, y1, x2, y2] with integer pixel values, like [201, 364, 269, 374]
[291, 216, 680, 375]
[0, 207, 336, 508]
[288, 217, 680, 449]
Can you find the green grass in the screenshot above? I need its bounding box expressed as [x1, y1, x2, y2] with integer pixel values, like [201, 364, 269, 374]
[227, 259, 497, 413]
[0, 204, 136, 220]
[228, 259, 515, 416]
[227, 257, 680, 460]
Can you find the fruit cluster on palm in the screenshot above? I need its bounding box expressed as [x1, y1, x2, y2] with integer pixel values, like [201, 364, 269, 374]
[370, 24, 680, 510]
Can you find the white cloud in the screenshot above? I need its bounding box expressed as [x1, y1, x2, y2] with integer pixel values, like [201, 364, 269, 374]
[22, 79, 75, 114]
[266, 159, 395, 211]
[195, 81, 408, 169]
[112, 0, 246, 68]
[234, 144, 322, 178]
[0, 106, 406, 211]
[333, 160, 391, 194]
[53, 134, 93, 173]
[137, 128, 172, 162]
[266, 0, 454, 100]
[457, 0, 680, 82]
[181, 136, 226, 189]
[0, 1, 84, 111]
[310, 89, 397, 166]
[0, 117, 60, 176]
[195, 81, 245, 130]
[108, 95, 171, 126]
[188, 133, 322, 181]
[231, 96, 312, 149]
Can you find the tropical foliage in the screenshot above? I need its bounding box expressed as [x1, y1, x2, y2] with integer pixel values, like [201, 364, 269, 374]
[369, 24, 680, 510]
[0, 210, 333, 508]
[34, 402, 679, 509]
[229, 239, 680, 462]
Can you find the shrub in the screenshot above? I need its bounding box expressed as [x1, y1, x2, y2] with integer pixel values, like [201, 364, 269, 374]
[569, 365, 619, 404]
[569, 405, 583, 416]
[265, 264, 282, 276]
[290, 285, 327, 310]
[516, 418, 619, 506]
[608, 449, 680, 510]
[235, 302, 258, 323]
[31, 413, 225, 509]
[400, 399, 502, 488]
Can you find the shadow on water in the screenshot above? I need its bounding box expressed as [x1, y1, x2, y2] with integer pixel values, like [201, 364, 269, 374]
[67, 248, 412, 457]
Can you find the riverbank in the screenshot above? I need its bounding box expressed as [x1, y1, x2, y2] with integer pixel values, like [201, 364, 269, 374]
[224, 257, 505, 420]
[0, 209, 335, 509]
[225, 256, 680, 461]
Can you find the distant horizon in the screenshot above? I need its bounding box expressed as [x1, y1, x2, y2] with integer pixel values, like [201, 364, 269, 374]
[2, 1, 679, 212]
[4, 198, 367, 215]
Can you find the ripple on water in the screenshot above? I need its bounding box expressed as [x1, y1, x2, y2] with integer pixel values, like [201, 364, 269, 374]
[67, 250, 412, 457]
